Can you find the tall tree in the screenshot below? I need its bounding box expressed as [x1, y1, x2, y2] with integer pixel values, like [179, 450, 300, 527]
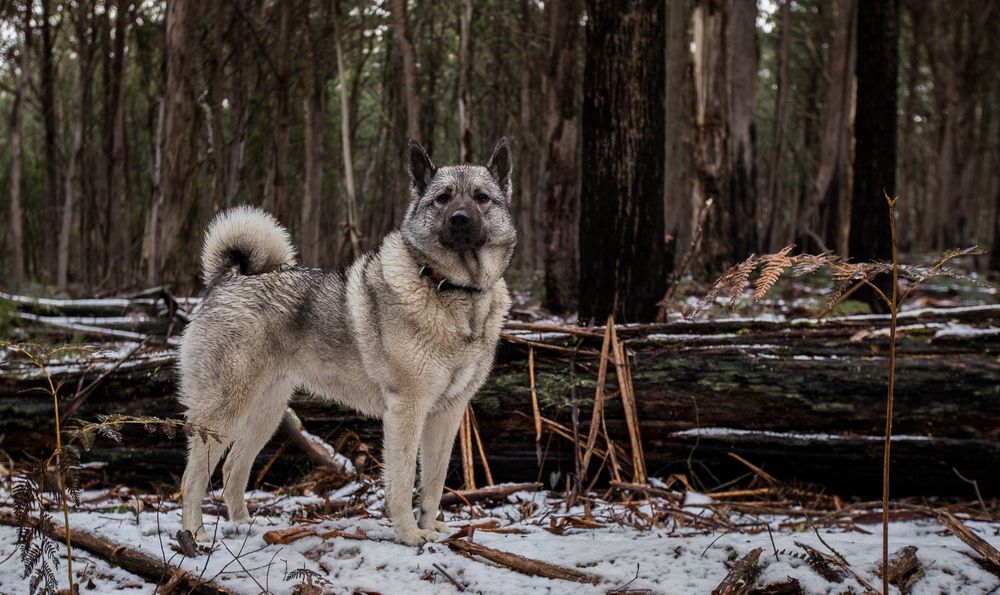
[332, 0, 362, 260]
[726, 0, 758, 260]
[514, 0, 538, 271]
[541, 0, 581, 314]
[40, 0, 60, 282]
[849, 0, 899, 309]
[764, 0, 791, 251]
[153, 0, 200, 286]
[664, 0, 692, 260]
[57, 2, 99, 289]
[457, 0, 474, 162]
[8, 1, 31, 287]
[391, 0, 421, 141]
[579, 0, 668, 322]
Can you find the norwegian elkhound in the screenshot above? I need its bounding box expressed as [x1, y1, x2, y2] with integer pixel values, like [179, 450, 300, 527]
[178, 138, 515, 546]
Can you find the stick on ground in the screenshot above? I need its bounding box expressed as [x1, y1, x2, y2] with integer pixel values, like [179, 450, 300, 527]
[448, 538, 600, 584]
[0, 511, 237, 594]
[712, 546, 762, 595]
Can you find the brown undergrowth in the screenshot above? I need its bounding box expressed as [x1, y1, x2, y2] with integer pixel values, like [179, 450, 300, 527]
[696, 193, 986, 594]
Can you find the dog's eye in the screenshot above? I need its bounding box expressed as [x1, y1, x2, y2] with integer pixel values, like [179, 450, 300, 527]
[435, 193, 451, 205]
[474, 193, 490, 205]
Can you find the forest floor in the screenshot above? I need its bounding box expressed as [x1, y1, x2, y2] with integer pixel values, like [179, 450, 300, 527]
[1, 482, 999, 594]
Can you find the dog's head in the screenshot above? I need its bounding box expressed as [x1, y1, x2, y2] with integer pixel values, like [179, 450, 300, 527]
[401, 138, 517, 290]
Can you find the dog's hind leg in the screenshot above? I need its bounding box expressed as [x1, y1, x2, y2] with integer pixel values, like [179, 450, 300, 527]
[221, 378, 294, 525]
[181, 432, 230, 542]
[417, 403, 466, 533]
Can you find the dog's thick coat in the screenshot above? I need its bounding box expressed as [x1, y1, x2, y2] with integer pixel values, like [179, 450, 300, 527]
[179, 139, 515, 545]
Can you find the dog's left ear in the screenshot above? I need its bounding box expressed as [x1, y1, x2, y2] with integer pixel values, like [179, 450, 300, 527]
[486, 137, 512, 193]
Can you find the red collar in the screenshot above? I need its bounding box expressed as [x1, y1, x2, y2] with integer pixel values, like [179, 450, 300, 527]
[419, 265, 481, 293]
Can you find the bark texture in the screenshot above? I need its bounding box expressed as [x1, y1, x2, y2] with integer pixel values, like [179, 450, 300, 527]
[849, 0, 898, 309]
[541, 0, 582, 314]
[579, 0, 668, 322]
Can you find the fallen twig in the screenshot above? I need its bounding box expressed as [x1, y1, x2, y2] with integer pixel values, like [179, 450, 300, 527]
[439, 482, 543, 507]
[448, 538, 600, 584]
[938, 511, 1000, 572]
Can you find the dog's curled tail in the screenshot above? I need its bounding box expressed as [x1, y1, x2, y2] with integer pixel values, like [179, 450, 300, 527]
[201, 206, 297, 285]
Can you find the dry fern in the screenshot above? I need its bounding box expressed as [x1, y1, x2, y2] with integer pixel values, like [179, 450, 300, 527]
[695, 244, 984, 316]
[753, 244, 795, 301]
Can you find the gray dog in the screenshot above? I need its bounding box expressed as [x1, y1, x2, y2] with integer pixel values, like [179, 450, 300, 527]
[178, 138, 516, 546]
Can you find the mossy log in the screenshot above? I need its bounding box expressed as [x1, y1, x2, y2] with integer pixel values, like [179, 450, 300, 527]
[2, 304, 999, 497]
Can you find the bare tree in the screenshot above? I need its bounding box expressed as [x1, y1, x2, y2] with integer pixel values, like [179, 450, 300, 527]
[849, 0, 898, 310]
[57, 2, 99, 289]
[541, 0, 581, 313]
[458, 0, 474, 161]
[726, 0, 758, 260]
[40, 0, 60, 282]
[801, 0, 856, 255]
[579, 0, 668, 322]
[154, 0, 200, 286]
[514, 0, 538, 271]
[764, 0, 791, 251]
[665, 0, 692, 260]
[302, 1, 327, 267]
[332, 0, 362, 260]
[8, 1, 31, 287]
[392, 0, 422, 141]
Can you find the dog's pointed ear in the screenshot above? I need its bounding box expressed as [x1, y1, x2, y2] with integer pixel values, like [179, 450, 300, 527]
[486, 137, 512, 193]
[407, 139, 436, 194]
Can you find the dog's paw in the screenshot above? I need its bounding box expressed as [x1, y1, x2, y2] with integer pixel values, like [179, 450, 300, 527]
[397, 526, 441, 546]
[419, 518, 450, 534]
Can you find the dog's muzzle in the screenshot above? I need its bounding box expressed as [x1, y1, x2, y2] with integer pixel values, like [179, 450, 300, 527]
[440, 208, 486, 250]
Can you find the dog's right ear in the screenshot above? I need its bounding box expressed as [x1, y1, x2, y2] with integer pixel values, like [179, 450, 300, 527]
[407, 139, 436, 195]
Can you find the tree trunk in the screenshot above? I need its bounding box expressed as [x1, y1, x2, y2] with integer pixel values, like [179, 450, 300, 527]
[514, 0, 537, 271]
[391, 0, 422, 141]
[302, 12, 324, 268]
[207, 2, 228, 212]
[726, 0, 758, 260]
[849, 0, 898, 310]
[579, 0, 668, 322]
[40, 0, 60, 283]
[458, 0, 474, 162]
[801, 0, 856, 255]
[332, 0, 362, 260]
[764, 0, 790, 252]
[8, 3, 31, 287]
[664, 0, 692, 263]
[156, 0, 200, 287]
[541, 0, 581, 314]
[691, 0, 728, 271]
[105, 2, 130, 288]
[58, 4, 98, 290]
[268, 0, 292, 224]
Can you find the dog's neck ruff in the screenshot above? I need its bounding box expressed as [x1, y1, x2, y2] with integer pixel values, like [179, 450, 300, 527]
[419, 265, 482, 294]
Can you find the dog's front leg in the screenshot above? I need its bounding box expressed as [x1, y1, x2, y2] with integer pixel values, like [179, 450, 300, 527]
[417, 402, 466, 533]
[382, 395, 438, 546]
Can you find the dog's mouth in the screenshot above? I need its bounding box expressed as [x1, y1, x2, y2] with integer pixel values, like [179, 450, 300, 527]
[439, 231, 487, 251]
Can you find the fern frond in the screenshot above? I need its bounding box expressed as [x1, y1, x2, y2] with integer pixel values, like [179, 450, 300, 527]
[753, 245, 795, 302]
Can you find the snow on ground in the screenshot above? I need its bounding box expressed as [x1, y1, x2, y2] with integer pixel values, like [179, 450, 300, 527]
[1, 486, 999, 594]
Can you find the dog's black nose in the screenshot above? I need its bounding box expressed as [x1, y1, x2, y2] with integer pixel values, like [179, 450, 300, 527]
[450, 211, 471, 228]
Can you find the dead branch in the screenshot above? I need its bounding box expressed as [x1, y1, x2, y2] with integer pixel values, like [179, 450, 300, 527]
[938, 511, 1000, 571]
[712, 546, 762, 595]
[0, 511, 237, 594]
[447, 538, 600, 584]
[280, 408, 354, 478]
[439, 482, 543, 507]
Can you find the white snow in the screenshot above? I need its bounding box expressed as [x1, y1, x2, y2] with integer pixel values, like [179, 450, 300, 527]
[672, 427, 936, 443]
[2, 486, 997, 594]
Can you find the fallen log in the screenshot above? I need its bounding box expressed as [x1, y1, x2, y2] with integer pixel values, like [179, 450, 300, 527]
[3, 300, 1000, 496]
[0, 510, 237, 594]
